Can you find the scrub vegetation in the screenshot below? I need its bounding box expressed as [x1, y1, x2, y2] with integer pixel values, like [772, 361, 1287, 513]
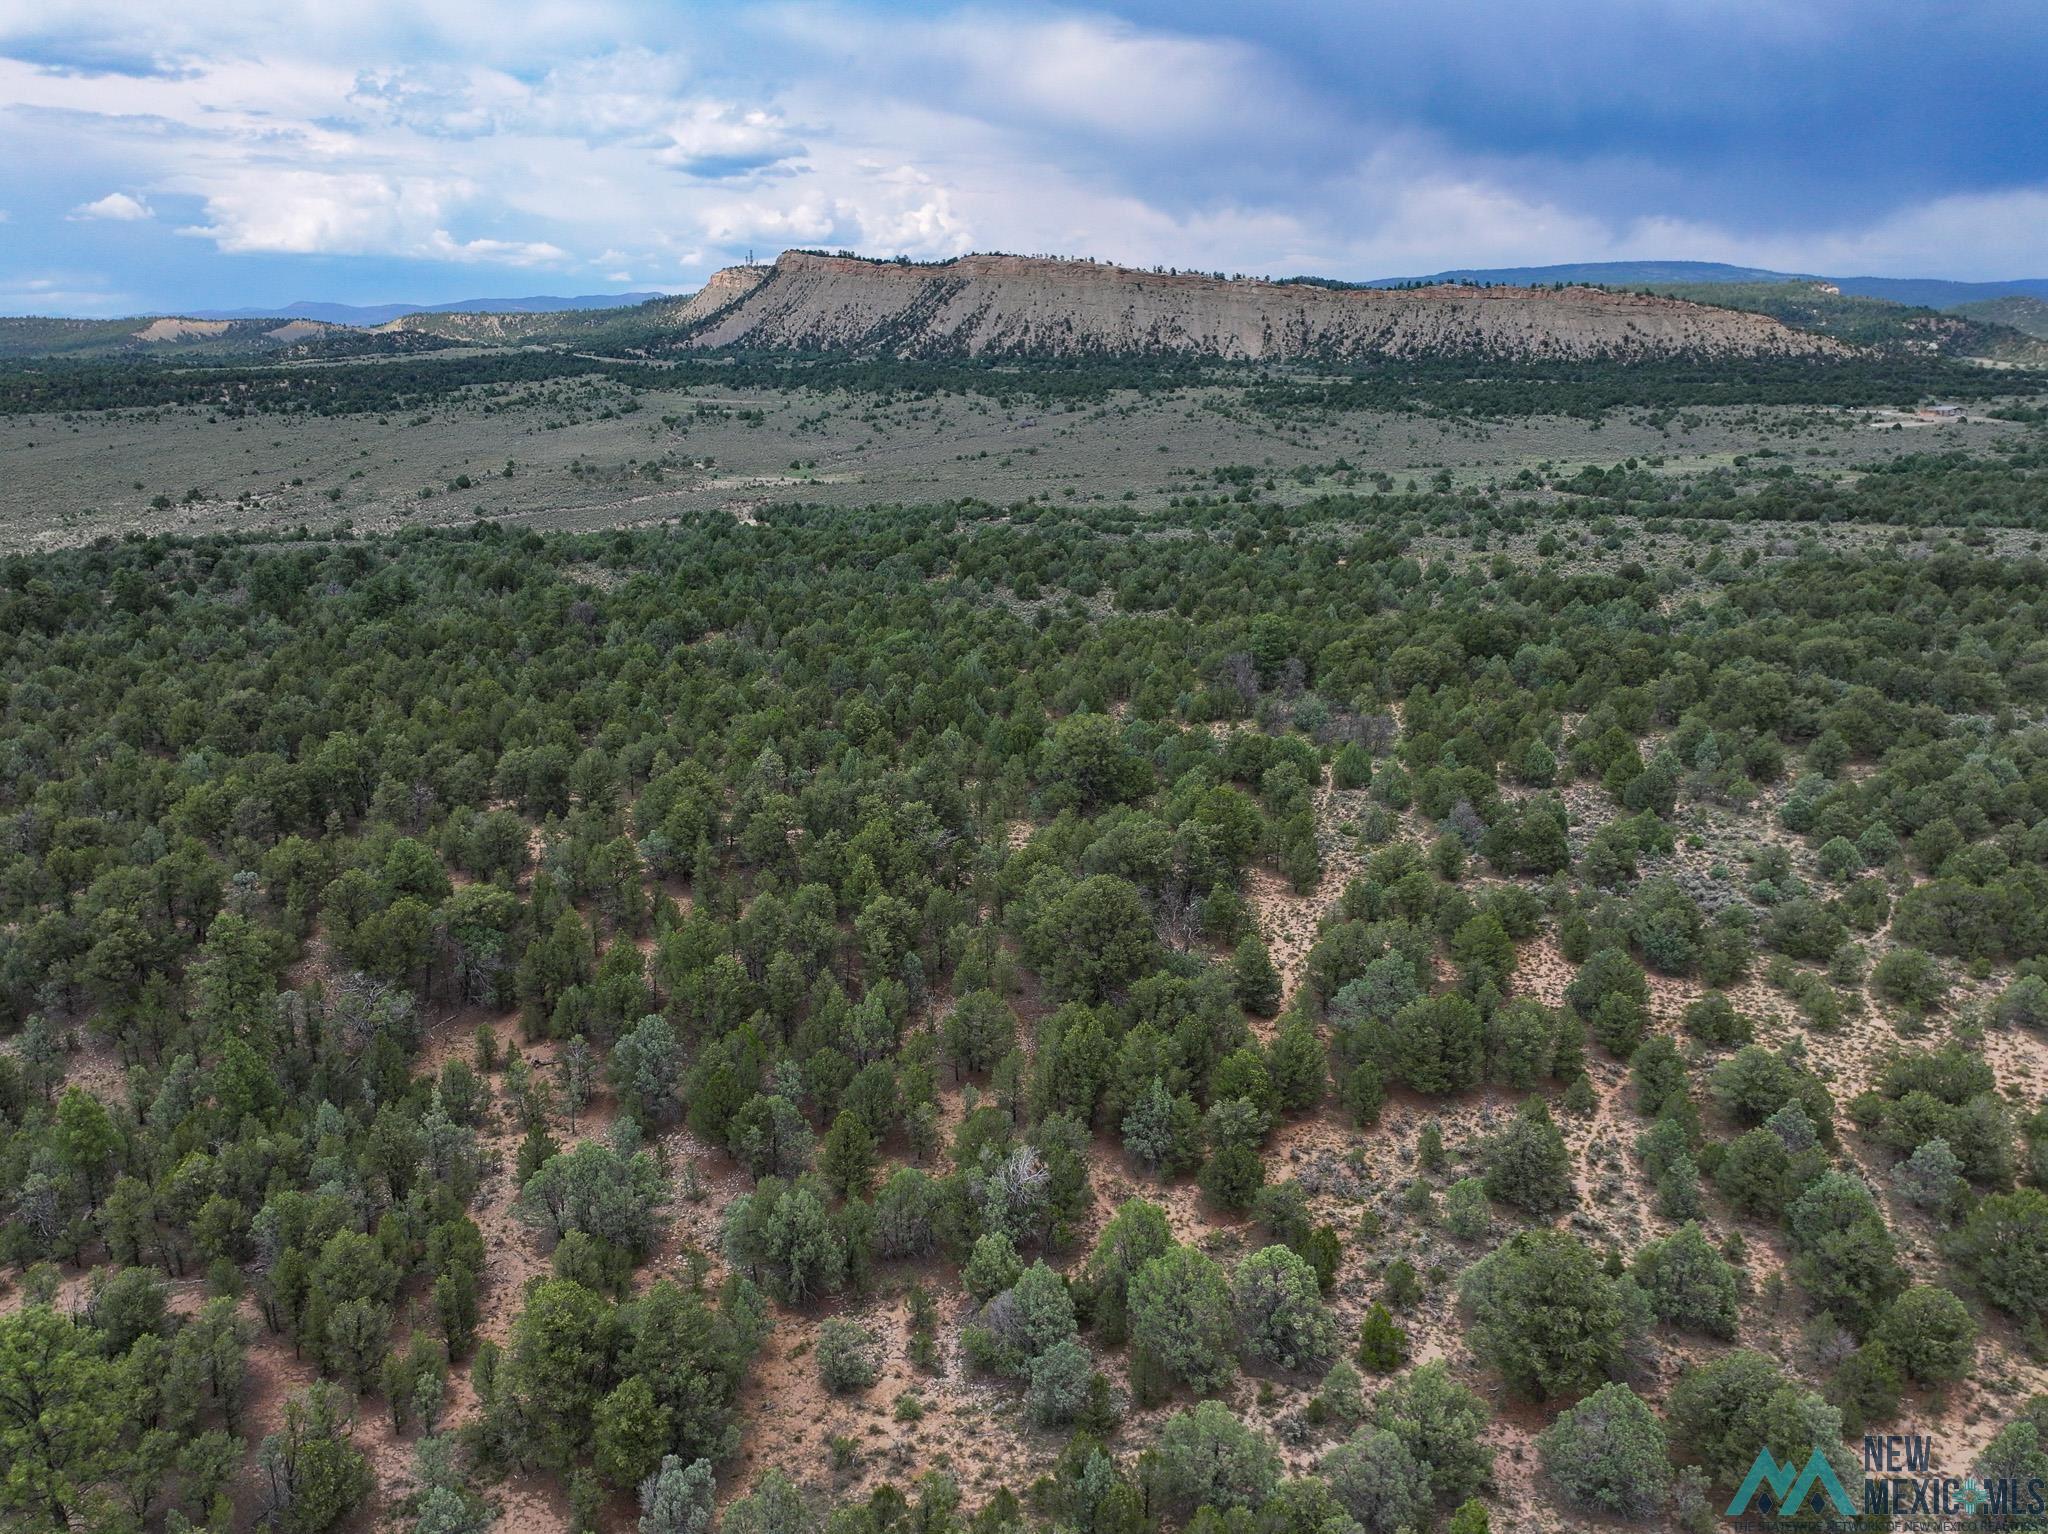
[4, 341, 2048, 1533]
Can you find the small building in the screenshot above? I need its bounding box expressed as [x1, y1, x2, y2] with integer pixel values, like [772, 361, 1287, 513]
[1916, 403, 1964, 420]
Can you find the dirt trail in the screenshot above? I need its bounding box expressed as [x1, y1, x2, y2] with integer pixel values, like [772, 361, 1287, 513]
[1244, 765, 1368, 1011]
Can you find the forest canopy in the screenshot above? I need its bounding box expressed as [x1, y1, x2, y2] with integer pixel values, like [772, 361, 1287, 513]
[6, 470, 2048, 1534]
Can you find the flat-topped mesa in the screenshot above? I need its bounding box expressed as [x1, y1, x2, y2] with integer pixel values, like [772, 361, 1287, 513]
[670, 249, 1850, 363]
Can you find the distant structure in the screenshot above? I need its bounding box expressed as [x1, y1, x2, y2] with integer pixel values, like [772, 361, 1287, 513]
[1917, 403, 1964, 419]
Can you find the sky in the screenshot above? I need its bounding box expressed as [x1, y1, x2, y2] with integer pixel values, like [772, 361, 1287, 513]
[2, 0, 2044, 315]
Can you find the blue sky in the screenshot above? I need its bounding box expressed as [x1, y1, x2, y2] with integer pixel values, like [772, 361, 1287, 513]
[2, 0, 2044, 314]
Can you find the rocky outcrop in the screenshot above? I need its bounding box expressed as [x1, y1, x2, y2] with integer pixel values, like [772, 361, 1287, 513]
[668, 262, 772, 328]
[669, 250, 1848, 362]
[131, 318, 231, 342]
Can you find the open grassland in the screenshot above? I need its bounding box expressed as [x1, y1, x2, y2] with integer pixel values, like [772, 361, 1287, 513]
[0, 372, 2031, 553]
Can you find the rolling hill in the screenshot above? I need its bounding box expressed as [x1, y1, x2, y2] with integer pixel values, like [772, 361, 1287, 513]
[1349, 260, 1812, 289]
[381, 272, 768, 348]
[1621, 280, 2048, 362]
[1953, 295, 2048, 339]
[1363, 261, 2048, 310]
[0, 314, 457, 361]
[190, 292, 666, 326]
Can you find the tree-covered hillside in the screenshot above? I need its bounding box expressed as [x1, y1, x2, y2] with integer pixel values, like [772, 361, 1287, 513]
[1637, 280, 2048, 362]
[6, 475, 2048, 1534]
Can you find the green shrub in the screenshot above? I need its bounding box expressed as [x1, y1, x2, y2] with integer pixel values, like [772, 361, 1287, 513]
[815, 1318, 880, 1394]
[1537, 1381, 1671, 1518]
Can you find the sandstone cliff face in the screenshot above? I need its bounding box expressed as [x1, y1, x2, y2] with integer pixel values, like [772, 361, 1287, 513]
[675, 250, 1847, 362]
[668, 262, 772, 327]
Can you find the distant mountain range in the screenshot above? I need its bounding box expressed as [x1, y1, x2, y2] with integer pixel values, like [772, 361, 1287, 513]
[1353, 261, 2048, 312]
[187, 293, 666, 327]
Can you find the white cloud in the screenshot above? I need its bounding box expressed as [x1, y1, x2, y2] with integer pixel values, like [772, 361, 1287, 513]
[423, 230, 568, 266]
[173, 169, 564, 266]
[71, 190, 151, 220]
[529, 51, 699, 140]
[769, 8, 1291, 148]
[178, 171, 456, 254]
[0, 273, 133, 314]
[655, 100, 804, 178]
[1617, 187, 2048, 281]
[6, 0, 2041, 301]
[969, 18, 1268, 140]
[347, 51, 702, 142]
[699, 161, 971, 261]
[0, 1, 654, 75]
[347, 63, 534, 138]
